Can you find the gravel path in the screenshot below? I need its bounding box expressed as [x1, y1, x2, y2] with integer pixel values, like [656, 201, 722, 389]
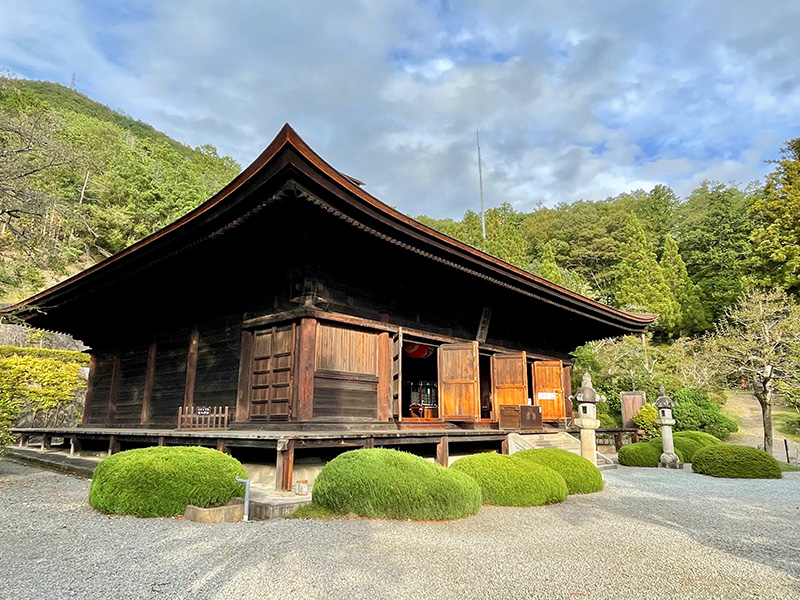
[1, 459, 799, 600]
[726, 391, 800, 461]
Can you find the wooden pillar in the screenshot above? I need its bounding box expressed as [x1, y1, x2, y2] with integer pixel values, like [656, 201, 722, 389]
[562, 363, 573, 424]
[41, 434, 51, 451]
[183, 327, 199, 410]
[235, 329, 254, 423]
[82, 355, 97, 425]
[614, 432, 623, 452]
[108, 435, 120, 455]
[377, 332, 392, 421]
[275, 439, 295, 492]
[501, 436, 510, 455]
[294, 318, 316, 422]
[216, 439, 229, 454]
[19, 434, 29, 448]
[140, 340, 157, 426]
[106, 354, 121, 425]
[364, 437, 375, 449]
[70, 436, 81, 457]
[435, 436, 449, 466]
[157, 436, 165, 447]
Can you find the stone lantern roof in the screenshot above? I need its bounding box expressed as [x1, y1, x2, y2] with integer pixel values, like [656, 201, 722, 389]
[652, 386, 675, 409]
[574, 372, 601, 404]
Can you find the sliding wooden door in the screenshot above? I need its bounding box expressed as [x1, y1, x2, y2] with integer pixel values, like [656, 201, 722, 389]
[532, 360, 565, 422]
[491, 352, 528, 417]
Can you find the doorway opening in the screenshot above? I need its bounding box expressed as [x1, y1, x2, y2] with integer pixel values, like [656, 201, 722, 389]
[401, 341, 439, 420]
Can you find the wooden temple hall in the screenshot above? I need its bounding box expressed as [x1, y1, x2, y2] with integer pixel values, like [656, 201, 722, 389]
[7, 125, 655, 489]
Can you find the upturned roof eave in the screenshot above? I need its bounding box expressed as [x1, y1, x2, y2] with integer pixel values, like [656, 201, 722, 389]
[1, 123, 656, 332]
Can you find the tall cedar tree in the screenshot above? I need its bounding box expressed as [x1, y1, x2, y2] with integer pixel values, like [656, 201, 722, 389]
[613, 215, 680, 335]
[675, 182, 753, 321]
[660, 235, 710, 335]
[750, 138, 800, 295]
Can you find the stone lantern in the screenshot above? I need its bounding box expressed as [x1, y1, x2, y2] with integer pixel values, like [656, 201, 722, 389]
[653, 387, 681, 469]
[572, 372, 602, 466]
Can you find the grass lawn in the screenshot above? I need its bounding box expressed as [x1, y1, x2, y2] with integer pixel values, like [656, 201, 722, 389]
[773, 404, 800, 443]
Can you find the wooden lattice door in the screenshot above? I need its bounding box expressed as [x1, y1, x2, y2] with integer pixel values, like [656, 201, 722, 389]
[391, 328, 403, 419]
[250, 324, 295, 421]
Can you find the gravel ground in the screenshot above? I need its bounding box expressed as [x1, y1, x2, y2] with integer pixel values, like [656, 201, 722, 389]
[1, 459, 799, 600]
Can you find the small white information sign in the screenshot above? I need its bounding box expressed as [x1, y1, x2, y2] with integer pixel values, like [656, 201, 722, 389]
[537, 392, 557, 400]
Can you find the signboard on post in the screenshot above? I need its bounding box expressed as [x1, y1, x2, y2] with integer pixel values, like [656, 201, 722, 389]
[196, 406, 211, 416]
[620, 392, 646, 429]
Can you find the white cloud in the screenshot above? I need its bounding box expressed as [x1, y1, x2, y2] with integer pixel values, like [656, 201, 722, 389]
[1, 0, 800, 218]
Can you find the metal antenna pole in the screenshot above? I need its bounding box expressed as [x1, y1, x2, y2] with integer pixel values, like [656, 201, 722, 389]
[477, 130, 486, 249]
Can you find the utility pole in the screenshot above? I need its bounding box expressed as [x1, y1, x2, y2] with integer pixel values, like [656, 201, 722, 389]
[476, 130, 486, 250]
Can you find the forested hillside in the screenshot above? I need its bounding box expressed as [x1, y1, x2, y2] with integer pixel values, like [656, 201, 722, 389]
[0, 77, 240, 302]
[418, 154, 798, 341]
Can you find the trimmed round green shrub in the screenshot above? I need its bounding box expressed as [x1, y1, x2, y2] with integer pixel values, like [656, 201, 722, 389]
[450, 452, 568, 506]
[618, 430, 721, 467]
[692, 445, 782, 479]
[89, 446, 246, 517]
[672, 431, 723, 461]
[311, 448, 482, 520]
[512, 448, 603, 495]
[618, 439, 687, 467]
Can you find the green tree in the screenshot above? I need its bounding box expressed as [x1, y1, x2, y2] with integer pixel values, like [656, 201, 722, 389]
[704, 286, 800, 455]
[675, 181, 754, 320]
[613, 215, 680, 334]
[531, 242, 599, 299]
[660, 235, 710, 335]
[750, 138, 800, 295]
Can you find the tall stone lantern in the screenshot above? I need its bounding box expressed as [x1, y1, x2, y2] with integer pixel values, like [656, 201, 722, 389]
[572, 373, 602, 466]
[653, 387, 681, 469]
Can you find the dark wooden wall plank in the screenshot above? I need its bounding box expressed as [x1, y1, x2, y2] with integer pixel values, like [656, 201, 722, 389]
[183, 327, 200, 410]
[140, 340, 157, 425]
[105, 354, 121, 425]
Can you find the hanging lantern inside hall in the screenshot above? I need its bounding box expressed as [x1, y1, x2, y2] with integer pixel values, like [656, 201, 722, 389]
[404, 343, 434, 359]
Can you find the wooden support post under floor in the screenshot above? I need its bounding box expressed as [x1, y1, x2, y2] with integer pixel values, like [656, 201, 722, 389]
[435, 436, 449, 466]
[108, 435, 120, 455]
[19, 434, 29, 448]
[216, 439, 229, 454]
[275, 439, 295, 493]
[41, 434, 51, 451]
[70, 436, 81, 457]
[364, 437, 375, 449]
[501, 436, 509, 455]
[157, 436, 165, 446]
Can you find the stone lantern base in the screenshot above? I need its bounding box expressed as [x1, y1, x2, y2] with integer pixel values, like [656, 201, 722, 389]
[658, 452, 682, 469]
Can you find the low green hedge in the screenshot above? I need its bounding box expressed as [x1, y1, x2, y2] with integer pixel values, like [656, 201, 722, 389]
[0, 345, 90, 365]
[512, 448, 603, 494]
[88, 446, 246, 517]
[692, 445, 782, 479]
[311, 448, 482, 520]
[450, 452, 568, 506]
[618, 431, 721, 467]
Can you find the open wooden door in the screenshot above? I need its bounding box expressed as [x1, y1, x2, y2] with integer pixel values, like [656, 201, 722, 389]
[391, 328, 403, 420]
[532, 360, 565, 422]
[438, 342, 480, 421]
[491, 352, 528, 418]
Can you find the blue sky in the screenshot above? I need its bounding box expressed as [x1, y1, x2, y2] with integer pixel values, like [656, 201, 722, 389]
[2, 1, 799, 218]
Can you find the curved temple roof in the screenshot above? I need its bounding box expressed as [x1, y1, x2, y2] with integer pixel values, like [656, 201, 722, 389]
[2, 124, 657, 334]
